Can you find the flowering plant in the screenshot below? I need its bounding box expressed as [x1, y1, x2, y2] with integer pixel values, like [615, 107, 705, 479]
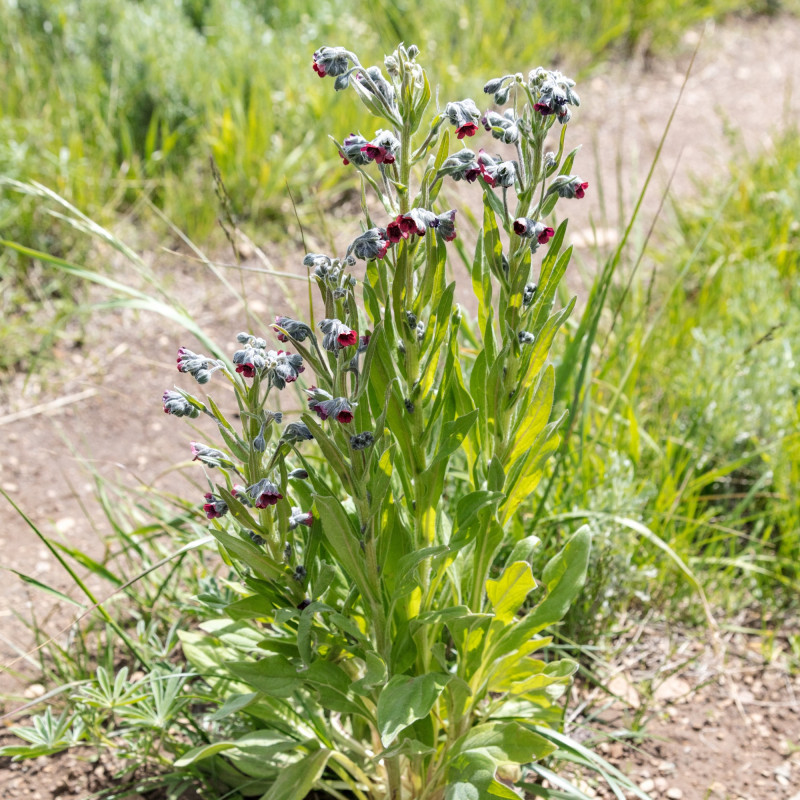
[167, 43, 591, 800]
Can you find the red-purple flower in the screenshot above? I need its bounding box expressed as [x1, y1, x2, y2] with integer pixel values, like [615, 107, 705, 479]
[361, 143, 395, 164]
[551, 175, 589, 200]
[248, 479, 283, 508]
[236, 362, 256, 378]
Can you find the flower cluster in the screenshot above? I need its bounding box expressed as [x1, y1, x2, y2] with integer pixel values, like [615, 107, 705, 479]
[513, 217, 555, 252]
[306, 387, 356, 424]
[444, 99, 481, 139]
[529, 67, 580, 124]
[232, 333, 305, 388]
[162, 390, 199, 418]
[319, 318, 358, 352]
[202, 492, 228, 520]
[549, 175, 589, 200]
[482, 110, 520, 144]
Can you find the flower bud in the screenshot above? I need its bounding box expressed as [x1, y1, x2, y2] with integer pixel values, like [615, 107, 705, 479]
[248, 530, 266, 546]
[288, 468, 309, 480]
[349, 431, 375, 451]
[190, 443, 234, 470]
[435, 210, 457, 242]
[483, 77, 505, 94]
[407, 44, 419, 59]
[288, 507, 314, 530]
[273, 316, 313, 343]
[339, 133, 370, 166]
[518, 331, 535, 345]
[293, 565, 308, 581]
[177, 347, 214, 384]
[282, 422, 314, 443]
[523, 283, 538, 306]
[312, 46, 350, 78]
[347, 228, 392, 261]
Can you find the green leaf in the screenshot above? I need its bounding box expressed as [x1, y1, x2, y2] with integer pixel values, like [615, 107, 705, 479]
[453, 721, 557, 765]
[312, 494, 373, 604]
[8, 570, 84, 608]
[505, 364, 555, 465]
[175, 741, 238, 767]
[486, 562, 538, 624]
[259, 747, 332, 800]
[428, 408, 479, 470]
[377, 673, 452, 746]
[227, 656, 301, 698]
[497, 527, 591, 654]
[445, 722, 557, 800]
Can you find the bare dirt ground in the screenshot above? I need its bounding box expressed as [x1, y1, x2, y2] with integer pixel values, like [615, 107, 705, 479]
[2, 12, 799, 799]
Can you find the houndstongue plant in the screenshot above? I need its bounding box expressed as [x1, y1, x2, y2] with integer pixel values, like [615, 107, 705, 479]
[168, 44, 591, 800]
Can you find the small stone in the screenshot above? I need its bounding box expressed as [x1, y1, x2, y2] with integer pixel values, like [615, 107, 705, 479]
[640, 779, 655, 793]
[24, 683, 45, 698]
[666, 789, 683, 800]
[658, 761, 676, 774]
[654, 777, 668, 792]
[708, 782, 726, 796]
[2, 482, 19, 492]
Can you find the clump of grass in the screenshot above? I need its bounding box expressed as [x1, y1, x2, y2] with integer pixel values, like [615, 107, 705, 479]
[537, 127, 800, 642]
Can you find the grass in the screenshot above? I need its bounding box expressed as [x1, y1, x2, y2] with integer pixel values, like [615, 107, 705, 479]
[534, 126, 800, 643]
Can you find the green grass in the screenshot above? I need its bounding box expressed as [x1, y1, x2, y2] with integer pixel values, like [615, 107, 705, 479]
[536, 127, 800, 642]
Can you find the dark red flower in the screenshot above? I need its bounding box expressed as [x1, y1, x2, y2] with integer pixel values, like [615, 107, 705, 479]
[236, 363, 256, 378]
[538, 226, 555, 244]
[513, 219, 528, 236]
[456, 122, 478, 139]
[336, 408, 354, 424]
[386, 218, 405, 243]
[313, 60, 327, 78]
[337, 329, 358, 348]
[575, 181, 589, 199]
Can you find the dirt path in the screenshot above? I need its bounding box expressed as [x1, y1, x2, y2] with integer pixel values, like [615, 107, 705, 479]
[1, 12, 800, 798]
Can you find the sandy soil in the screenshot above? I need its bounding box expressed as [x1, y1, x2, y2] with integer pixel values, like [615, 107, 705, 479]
[2, 12, 800, 799]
